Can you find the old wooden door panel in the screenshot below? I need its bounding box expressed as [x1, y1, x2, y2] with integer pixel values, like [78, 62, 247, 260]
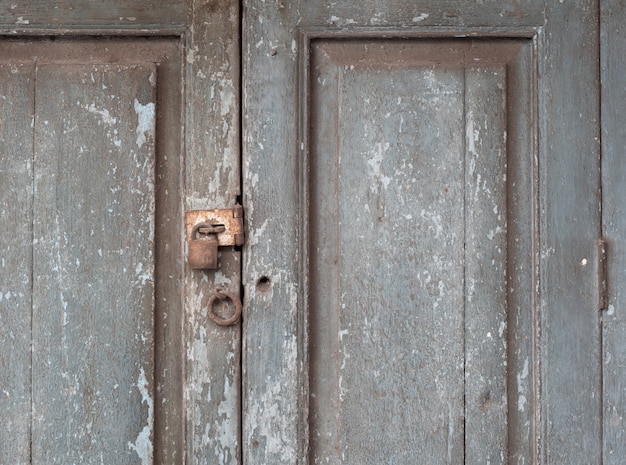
[0, 1, 616, 465]
[0, 3, 243, 464]
[33, 62, 157, 464]
[308, 39, 532, 465]
[243, 1, 601, 464]
[0, 39, 184, 464]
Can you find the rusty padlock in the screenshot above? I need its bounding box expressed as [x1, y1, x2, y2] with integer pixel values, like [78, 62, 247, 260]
[188, 223, 225, 269]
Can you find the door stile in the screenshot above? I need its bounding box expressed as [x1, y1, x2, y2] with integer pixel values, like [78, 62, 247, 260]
[600, 0, 626, 463]
[183, 1, 243, 465]
[538, 1, 603, 463]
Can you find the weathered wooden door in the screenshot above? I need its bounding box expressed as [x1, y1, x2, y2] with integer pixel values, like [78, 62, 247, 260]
[1, 1, 625, 465]
[242, 1, 625, 465]
[0, 3, 242, 465]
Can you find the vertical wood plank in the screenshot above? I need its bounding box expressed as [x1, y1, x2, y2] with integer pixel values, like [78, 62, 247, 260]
[601, 0, 626, 462]
[308, 49, 467, 464]
[184, 1, 242, 464]
[0, 63, 35, 465]
[31, 64, 157, 465]
[464, 66, 508, 464]
[540, 0, 602, 462]
[242, 0, 303, 460]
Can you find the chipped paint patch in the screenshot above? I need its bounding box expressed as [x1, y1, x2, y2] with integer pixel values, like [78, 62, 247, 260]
[466, 110, 479, 155]
[128, 367, 153, 465]
[412, 13, 430, 22]
[517, 358, 529, 412]
[133, 99, 155, 148]
[367, 142, 392, 194]
[85, 103, 117, 126]
[186, 46, 200, 64]
[246, 334, 298, 463]
[135, 262, 152, 286]
[498, 321, 506, 338]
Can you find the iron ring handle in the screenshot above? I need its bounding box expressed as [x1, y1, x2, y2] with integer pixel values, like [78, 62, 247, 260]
[207, 288, 242, 326]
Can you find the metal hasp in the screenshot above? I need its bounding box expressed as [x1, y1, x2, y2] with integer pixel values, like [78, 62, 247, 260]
[186, 205, 244, 270]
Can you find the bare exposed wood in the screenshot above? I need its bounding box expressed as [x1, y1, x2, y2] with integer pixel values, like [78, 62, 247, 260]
[601, 0, 626, 463]
[0, 62, 35, 465]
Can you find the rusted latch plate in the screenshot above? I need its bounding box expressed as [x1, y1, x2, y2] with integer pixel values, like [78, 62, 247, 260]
[186, 205, 244, 269]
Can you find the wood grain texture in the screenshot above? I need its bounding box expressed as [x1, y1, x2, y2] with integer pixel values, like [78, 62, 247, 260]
[0, 1, 186, 30]
[1, 38, 183, 463]
[307, 41, 533, 465]
[31, 63, 157, 465]
[0, 6, 236, 462]
[243, 1, 303, 462]
[309, 44, 467, 464]
[184, 1, 242, 465]
[243, 0, 540, 458]
[539, 0, 602, 463]
[0, 63, 35, 465]
[601, 0, 626, 462]
[464, 66, 508, 464]
[288, 1, 543, 29]
[0, 38, 183, 465]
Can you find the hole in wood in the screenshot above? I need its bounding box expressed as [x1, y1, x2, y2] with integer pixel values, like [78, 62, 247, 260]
[256, 276, 271, 292]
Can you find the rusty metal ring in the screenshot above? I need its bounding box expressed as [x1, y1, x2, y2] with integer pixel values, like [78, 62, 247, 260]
[207, 288, 242, 326]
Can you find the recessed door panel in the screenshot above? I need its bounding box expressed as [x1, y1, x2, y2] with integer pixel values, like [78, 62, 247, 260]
[32, 63, 156, 464]
[0, 39, 182, 465]
[308, 39, 534, 465]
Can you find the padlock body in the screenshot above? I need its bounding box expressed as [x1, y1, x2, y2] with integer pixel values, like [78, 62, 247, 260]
[188, 239, 218, 269]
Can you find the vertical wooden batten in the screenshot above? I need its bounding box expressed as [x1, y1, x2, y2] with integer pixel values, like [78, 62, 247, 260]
[601, 0, 626, 463]
[0, 38, 185, 465]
